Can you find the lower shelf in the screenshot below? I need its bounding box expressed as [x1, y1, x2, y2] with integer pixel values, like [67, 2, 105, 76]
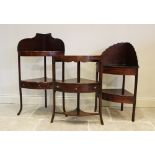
[56, 109, 99, 116]
[102, 89, 134, 103]
[21, 77, 53, 89]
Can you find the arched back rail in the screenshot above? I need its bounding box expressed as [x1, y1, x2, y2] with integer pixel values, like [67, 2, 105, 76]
[18, 33, 65, 56]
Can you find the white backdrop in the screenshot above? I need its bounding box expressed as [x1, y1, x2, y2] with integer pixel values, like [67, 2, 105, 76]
[0, 24, 155, 107]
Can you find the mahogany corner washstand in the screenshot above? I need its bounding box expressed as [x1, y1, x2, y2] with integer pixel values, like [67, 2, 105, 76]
[95, 42, 139, 121]
[17, 33, 65, 115]
[51, 55, 104, 125]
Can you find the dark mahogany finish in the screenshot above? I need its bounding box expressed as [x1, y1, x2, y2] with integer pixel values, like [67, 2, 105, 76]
[17, 33, 65, 115]
[95, 42, 139, 122]
[51, 55, 104, 125]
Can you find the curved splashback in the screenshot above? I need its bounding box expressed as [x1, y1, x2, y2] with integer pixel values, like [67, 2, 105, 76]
[102, 42, 139, 67]
[18, 33, 65, 52]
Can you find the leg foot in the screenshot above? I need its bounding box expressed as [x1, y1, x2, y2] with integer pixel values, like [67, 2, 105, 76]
[99, 94, 104, 125]
[51, 114, 55, 123]
[132, 104, 136, 122]
[94, 93, 98, 112]
[45, 90, 47, 108]
[17, 88, 23, 115]
[51, 91, 56, 123]
[17, 107, 22, 115]
[62, 92, 67, 117]
[121, 103, 124, 111]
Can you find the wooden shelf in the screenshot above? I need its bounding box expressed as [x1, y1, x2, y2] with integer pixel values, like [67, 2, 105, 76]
[55, 78, 100, 93]
[21, 77, 53, 89]
[56, 109, 99, 116]
[56, 78, 97, 84]
[102, 89, 134, 103]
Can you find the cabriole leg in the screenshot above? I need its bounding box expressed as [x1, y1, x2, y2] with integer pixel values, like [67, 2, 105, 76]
[51, 90, 56, 123]
[17, 87, 23, 115]
[99, 93, 104, 125]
